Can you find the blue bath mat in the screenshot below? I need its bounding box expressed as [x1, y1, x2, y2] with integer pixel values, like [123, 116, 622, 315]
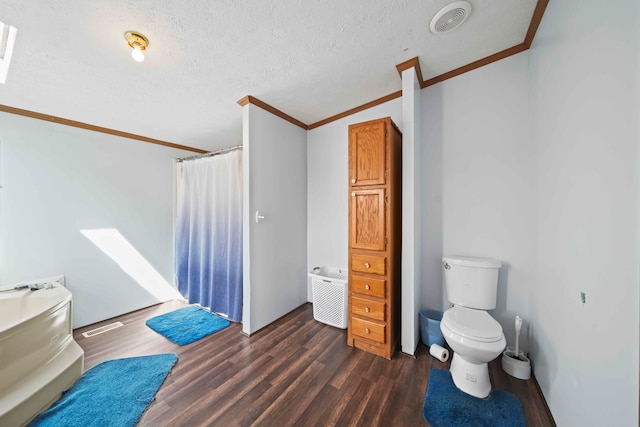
[422, 369, 525, 427]
[29, 353, 178, 427]
[146, 305, 230, 345]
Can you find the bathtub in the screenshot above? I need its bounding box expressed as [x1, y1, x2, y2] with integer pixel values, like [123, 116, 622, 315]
[0, 278, 84, 426]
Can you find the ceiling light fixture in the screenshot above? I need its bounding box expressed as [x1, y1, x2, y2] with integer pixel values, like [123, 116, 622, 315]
[124, 31, 149, 62]
[430, 1, 472, 34]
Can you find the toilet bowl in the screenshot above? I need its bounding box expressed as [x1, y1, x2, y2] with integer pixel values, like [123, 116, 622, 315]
[441, 256, 505, 398]
[440, 305, 506, 398]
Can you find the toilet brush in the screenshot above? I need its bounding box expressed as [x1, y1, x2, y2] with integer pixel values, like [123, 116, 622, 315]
[501, 315, 531, 379]
[514, 315, 522, 360]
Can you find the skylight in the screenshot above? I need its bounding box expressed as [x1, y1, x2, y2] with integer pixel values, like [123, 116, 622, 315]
[0, 21, 17, 84]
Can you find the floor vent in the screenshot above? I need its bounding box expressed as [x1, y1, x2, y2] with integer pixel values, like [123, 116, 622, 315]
[82, 321, 124, 338]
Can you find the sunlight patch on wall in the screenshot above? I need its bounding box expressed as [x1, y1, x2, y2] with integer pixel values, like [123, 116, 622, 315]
[80, 228, 182, 302]
[0, 21, 17, 84]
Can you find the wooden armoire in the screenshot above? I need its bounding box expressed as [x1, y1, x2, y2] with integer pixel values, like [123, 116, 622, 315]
[347, 117, 402, 360]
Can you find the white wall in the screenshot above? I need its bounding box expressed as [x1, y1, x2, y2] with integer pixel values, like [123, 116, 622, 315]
[528, 0, 640, 424]
[421, 53, 534, 351]
[306, 98, 402, 300]
[242, 103, 307, 335]
[0, 112, 192, 327]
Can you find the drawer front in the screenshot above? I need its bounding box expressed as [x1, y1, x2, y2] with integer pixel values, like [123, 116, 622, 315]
[351, 254, 386, 275]
[351, 317, 385, 344]
[351, 276, 386, 298]
[352, 296, 385, 321]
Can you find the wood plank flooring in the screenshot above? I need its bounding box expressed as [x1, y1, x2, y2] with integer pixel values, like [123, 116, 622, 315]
[73, 301, 555, 426]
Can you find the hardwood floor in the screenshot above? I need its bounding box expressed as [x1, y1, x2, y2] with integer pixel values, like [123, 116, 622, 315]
[73, 301, 555, 426]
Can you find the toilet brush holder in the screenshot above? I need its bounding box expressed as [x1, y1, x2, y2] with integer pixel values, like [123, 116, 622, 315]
[501, 346, 531, 380]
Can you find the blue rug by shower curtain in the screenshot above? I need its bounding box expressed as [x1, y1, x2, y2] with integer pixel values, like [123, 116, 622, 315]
[422, 368, 526, 427]
[146, 305, 230, 345]
[175, 150, 243, 322]
[29, 353, 178, 427]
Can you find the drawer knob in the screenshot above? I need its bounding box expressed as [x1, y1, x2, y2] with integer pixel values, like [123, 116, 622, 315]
[351, 178, 356, 183]
[365, 328, 370, 334]
[364, 263, 370, 268]
[365, 307, 370, 313]
[351, 192, 355, 197]
[364, 284, 370, 290]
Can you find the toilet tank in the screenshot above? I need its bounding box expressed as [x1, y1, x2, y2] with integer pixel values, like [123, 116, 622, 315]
[443, 256, 502, 310]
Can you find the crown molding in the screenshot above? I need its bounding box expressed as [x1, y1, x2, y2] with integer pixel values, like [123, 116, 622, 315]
[422, 43, 528, 88]
[0, 104, 206, 153]
[237, 95, 308, 130]
[396, 57, 425, 86]
[307, 91, 402, 130]
[525, 0, 549, 48]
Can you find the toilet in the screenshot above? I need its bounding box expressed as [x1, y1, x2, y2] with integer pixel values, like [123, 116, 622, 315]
[440, 256, 506, 398]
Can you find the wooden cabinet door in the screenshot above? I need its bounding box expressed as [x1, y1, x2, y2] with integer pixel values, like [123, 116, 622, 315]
[349, 121, 386, 187]
[350, 188, 385, 251]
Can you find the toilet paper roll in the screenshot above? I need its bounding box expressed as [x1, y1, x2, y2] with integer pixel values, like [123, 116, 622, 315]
[429, 344, 449, 362]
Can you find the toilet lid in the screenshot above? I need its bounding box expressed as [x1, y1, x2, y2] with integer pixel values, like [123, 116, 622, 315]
[442, 306, 504, 342]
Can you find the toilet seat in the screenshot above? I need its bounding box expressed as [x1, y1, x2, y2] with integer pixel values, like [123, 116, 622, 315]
[442, 306, 503, 343]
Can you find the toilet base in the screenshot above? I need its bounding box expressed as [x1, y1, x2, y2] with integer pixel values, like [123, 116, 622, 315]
[449, 352, 491, 398]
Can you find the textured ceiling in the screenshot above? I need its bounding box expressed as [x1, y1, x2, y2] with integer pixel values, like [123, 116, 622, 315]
[0, 0, 538, 152]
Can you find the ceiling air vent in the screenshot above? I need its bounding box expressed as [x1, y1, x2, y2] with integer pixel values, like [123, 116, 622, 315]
[430, 1, 472, 34]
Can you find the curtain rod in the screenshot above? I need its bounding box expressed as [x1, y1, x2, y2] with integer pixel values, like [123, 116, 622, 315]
[176, 145, 243, 163]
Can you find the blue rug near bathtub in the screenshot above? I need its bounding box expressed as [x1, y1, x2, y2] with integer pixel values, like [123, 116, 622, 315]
[145, 305, 230, 345]
[422, 369, 526, 427]
[29, 353, 178, 427]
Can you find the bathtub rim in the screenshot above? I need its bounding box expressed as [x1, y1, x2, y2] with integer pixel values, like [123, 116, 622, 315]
[0, 276, 69, 335]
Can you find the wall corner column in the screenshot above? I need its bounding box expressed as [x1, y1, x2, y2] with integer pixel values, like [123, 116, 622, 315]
[401, 66, 423, 355]
[240, 101, 252, 335]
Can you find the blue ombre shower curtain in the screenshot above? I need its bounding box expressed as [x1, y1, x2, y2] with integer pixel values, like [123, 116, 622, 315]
[175, 150, 243, 322]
